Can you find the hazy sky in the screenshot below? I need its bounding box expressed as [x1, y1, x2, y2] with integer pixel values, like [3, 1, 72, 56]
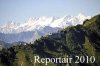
[0, 0, 100, 25]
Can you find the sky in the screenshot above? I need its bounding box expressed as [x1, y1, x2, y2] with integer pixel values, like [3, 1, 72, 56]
[0, 0, 100, 25]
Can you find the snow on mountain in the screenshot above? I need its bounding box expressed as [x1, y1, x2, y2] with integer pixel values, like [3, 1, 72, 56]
[0, 14, 91, 43]
[0, 14, 91, 34]
[0, 22, 18, 34]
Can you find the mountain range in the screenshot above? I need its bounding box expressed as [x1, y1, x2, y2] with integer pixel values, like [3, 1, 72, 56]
[0, 14, 91, 43]
[0, 14, 100, 66]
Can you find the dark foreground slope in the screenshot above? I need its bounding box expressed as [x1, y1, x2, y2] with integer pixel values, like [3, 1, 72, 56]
[0, 14, 100, 66]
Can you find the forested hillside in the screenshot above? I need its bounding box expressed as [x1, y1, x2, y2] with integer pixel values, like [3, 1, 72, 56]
[0, 14, 100, 66]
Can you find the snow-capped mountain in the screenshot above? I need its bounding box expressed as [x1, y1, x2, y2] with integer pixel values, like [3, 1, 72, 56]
[0, 13, 91, 34]
[0, 14, 91, 43]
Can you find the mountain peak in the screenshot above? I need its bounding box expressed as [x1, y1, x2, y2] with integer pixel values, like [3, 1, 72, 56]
[0, 14, 91, 34]
[77, 13, 85, 17]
